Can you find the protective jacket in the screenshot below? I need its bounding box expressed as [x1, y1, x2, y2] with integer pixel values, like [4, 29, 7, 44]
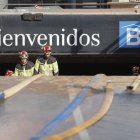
[14, 61, 36, 76]
[35, 55, 59, 76]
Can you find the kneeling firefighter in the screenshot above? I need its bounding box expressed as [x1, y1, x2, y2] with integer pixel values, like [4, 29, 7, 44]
[35, 45, 59, 76]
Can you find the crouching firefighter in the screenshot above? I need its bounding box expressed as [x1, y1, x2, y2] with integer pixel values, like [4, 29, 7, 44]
[5, 70, 14, 76]
[14, 51, 37, 76]
[132, 66, 140, 76]
[35, 45, 59, 76]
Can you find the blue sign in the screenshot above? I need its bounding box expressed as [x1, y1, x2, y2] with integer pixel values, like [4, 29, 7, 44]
[119, 21, 140, 48]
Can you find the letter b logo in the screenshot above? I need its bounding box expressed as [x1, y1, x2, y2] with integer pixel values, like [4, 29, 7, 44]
[119, 21, 140, 48]
[127, 28, 140, 46]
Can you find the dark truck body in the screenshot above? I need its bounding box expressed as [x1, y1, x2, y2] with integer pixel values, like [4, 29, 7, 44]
[0, 7, 140, 63]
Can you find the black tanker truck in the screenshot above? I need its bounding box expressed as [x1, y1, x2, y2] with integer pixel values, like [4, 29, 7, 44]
[0, 0, 140, 75]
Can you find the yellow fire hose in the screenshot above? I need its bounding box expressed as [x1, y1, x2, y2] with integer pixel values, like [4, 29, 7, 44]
[127, 75, 140, 91]
[0, 74, 42, 101]
[43, 82, 114, 140]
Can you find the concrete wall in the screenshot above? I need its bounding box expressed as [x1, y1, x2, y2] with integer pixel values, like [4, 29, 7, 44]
[0, 0, 8, 9]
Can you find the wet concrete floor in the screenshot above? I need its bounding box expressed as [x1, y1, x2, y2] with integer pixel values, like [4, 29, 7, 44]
[0, 75, 140, 140]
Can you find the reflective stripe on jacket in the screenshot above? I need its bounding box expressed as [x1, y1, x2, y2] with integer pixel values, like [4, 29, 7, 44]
[14, 61, 35, 76]
[35, 56, 59, 76]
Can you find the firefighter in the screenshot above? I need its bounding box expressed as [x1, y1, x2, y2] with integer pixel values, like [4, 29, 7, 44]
[5, 70, 13, 76]
[13, 50, 36, 76]
[132, 66, 140, 76]
[35, 45, 59, 76]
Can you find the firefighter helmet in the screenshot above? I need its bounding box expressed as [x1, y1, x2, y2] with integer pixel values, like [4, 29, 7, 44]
[19, 51, 28, 59]
[5, 70, 13, 76]
[41, 45, 52, 53]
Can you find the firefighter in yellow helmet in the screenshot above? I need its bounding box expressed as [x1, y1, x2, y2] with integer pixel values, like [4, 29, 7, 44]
[35, 45, 59, 76]
[13, 50, 36, 76]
